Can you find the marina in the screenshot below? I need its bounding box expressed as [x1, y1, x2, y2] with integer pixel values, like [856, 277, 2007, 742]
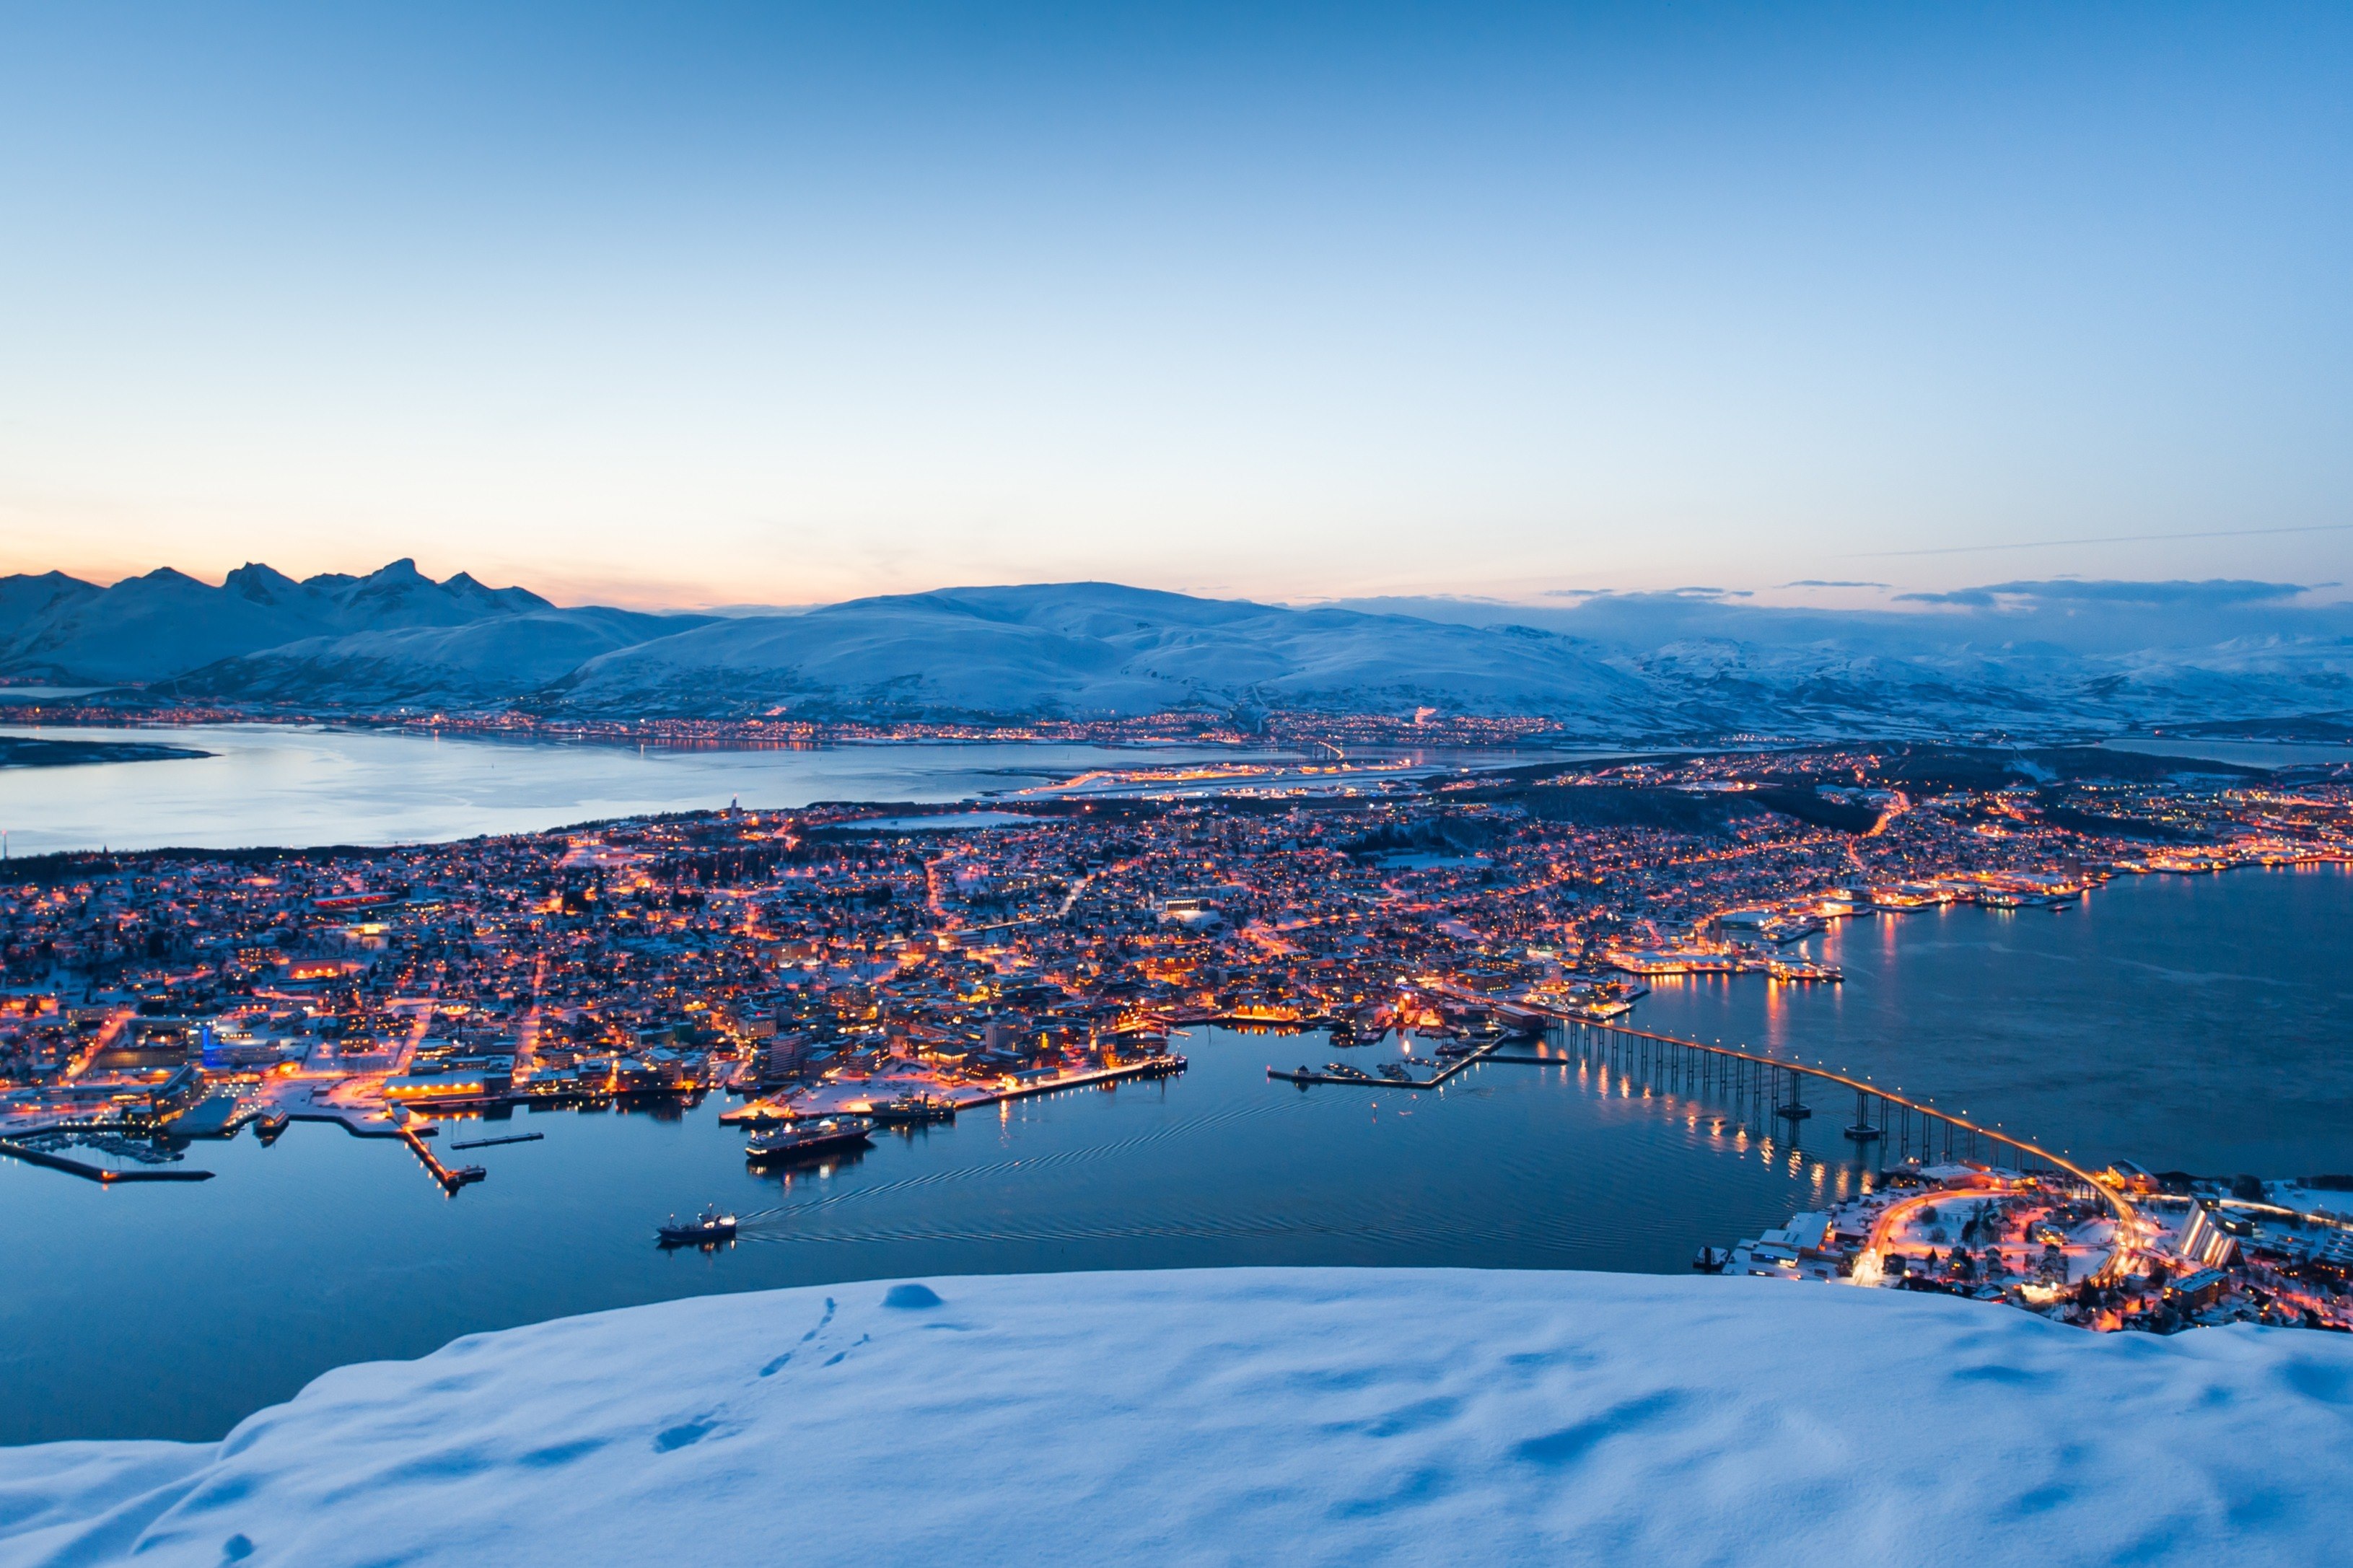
[0, 1136, 214, 1183]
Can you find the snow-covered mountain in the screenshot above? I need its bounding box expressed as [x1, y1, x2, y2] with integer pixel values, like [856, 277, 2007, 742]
[4, 564, 2346, 737]
[0, 561, 691, 692]
[538, 583, 1664, 728]
[165, 610, 706, 709]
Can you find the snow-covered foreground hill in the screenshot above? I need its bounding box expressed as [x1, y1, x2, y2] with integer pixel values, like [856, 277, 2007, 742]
[5, 1269, 2347, 1567]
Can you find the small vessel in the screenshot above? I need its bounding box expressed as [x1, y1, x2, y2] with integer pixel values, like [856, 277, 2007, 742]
[746, 1115, 874, 1164]
[1692, 1246, 1730, 1273]
[659, 1206, 737, 1245]
[1375, 1062, 1415, 1082]
[1322, 1061, 1371, 1082]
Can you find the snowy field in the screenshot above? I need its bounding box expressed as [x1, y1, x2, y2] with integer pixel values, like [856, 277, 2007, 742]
[4, 1269, 2349, 1567]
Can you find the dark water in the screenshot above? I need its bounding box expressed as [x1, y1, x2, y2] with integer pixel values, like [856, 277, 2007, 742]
[6, 864, 2347, 1445]
[1634, 864, 2353, 1178]
[0, 1031, 1831, 1444]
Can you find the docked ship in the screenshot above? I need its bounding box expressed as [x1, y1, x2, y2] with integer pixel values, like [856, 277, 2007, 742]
[745, 1115, 875, 1164]
[869, 1093, 958, 1126]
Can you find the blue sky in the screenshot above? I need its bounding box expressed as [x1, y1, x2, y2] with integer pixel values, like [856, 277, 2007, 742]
[2, 1, 2349, 610]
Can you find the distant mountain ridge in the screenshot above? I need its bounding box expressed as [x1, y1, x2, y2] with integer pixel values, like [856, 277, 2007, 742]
[2, 562, 2347, 740]
[0, 561, 698, 689]
[536, 582, 1664, 730]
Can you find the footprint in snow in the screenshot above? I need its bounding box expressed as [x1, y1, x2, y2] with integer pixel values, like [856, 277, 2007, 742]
[760, 1297, 838, 1377]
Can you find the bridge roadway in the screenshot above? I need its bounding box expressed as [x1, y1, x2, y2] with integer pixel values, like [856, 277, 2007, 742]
[1411, 980, 2147, 1280]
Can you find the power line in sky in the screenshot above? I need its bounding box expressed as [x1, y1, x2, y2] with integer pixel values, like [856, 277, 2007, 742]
[1852, 522, 2353, 559]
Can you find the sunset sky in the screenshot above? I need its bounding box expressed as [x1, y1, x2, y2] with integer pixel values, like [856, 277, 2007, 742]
[3, 1, 2349, 610]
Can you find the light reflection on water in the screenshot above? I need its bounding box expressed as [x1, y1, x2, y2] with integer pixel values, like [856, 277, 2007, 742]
[1, 1025, 1833, 1444]
[1631, 864, 2353, 1177]
[0, 725, 1271, 854]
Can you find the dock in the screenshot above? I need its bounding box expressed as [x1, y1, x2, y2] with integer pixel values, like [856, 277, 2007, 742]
[960, 1054, 1188, 1109]
[398, 1124, 485, 1192]
[282, 1108, 414, 1140]
[447, 1131, 545, 1151]
[1266, 1039, 1500, 1092]
[755, 1054, 1190, 1124]
[0, 1137, 214, 1183]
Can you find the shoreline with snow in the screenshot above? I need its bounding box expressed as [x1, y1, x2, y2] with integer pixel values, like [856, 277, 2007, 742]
[6, 1267, 2350, 1567]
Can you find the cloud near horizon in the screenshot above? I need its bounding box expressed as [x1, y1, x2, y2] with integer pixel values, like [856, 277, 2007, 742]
[1543, 587, 1753, 602]
[1894, 578, 2313, 610]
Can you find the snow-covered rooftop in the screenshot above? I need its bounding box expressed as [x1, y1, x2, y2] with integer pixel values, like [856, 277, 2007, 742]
[4, 1268, 2348, 1566]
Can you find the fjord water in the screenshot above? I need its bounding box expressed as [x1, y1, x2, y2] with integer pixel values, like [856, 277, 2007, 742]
[4, 730, 2348, 1443]
[0, 725, 1260, 854]
[8, 867, 2346, 1445]
[0, 1028, 1837, 1444]
[1634, 864, 2353, 1178]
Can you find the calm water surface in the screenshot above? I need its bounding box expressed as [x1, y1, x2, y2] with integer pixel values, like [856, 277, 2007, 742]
[0, 1027, 1830, 1443]
[0, 726, 1268, 854]
[1634, 864, 2353, 1178]
[4, 743, 2348, 1445]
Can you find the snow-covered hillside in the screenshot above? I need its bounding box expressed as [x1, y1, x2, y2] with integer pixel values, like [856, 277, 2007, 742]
[543, 583, 1664, 727]
[4, 1269, 2347, 1567]
[167, 608, 703, 708]
[6, 565, 2348, 737]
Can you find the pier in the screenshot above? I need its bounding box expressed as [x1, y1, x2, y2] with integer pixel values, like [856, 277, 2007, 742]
[959, 1053, 1188, 1109]
[0, 1136, 214, 1183]
[1266, 1038, 1501, 1091]
[398, 1124, 485, 1192]
[741, 1051, 1190, 1126]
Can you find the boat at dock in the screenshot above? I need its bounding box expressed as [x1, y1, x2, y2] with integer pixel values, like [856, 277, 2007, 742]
[869, 1092, 959, 1125]
[746, 1115, 875, 1165]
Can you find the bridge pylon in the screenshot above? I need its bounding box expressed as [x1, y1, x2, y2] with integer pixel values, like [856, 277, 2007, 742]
[1843, 1086, 1883, 1144]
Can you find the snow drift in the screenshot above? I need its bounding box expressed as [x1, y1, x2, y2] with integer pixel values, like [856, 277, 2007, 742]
[4, 1268, 2347, 1567]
